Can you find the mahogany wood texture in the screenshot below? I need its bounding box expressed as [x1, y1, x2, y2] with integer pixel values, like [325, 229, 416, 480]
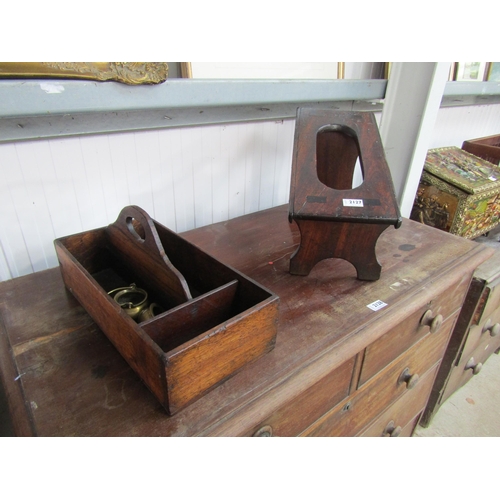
[358, 276, 471, 387]
[360, 365, 438, 437]
[246, 357, 355, 437]
[301, 326, 448, 437]
[0, 205, 493, 436]
[462, 134, 500, 165]
[290, 219, 390, 280]
[288, 110, 401, 224]
[288, 109, 402, 281]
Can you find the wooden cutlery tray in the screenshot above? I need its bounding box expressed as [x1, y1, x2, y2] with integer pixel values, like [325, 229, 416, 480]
[54, 205, 279, 415]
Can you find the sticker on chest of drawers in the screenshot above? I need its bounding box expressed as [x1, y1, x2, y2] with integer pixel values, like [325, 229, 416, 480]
[367, 300, 388, 311]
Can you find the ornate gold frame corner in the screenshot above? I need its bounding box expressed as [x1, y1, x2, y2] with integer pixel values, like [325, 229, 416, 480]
[0, 62, 169, 85]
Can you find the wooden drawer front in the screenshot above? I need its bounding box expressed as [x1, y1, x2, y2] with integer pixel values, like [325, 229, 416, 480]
[402, 414, 422, 437]
[358, 363, 439, 437]
[442, 333, 500, 403]
[460, 305, 500, 362]
[477, 279, 500, 325]
[441, 355, 474, 403]
[359, 304, 458, 387]
[302, 330, 450, 437]
[247, 357, 355, 437]
[467, 328, 500, 370]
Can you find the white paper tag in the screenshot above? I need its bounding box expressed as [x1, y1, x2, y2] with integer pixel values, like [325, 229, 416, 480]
[367, 300, 387, 311]
[40, 82, 65, 94]
[343, 198, 364, 207]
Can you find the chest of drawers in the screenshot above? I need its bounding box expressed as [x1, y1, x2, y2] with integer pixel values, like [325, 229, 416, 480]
[421, 247, 500, 426]
[0, 205, 492, 436]
[246, 271, 469, 437]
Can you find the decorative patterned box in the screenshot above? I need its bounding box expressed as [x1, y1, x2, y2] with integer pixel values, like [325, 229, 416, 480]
[410, 147, 500, 239]
[462, 134, 500, 166]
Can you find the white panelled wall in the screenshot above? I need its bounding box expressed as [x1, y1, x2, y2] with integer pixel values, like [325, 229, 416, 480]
[431, 104, 500, 148]
[1, 103, 500, 282]
[0, 120, 295, 281]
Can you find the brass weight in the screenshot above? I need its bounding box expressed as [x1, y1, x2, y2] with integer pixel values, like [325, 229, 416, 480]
[108, 283, 148, 320]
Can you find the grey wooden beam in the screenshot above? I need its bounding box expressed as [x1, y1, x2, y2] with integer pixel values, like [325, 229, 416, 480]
[0, 100, 386, 143]
[1, 78, 499, 143]
[0, 79, 386, 142]
[0, 79, 387, 117]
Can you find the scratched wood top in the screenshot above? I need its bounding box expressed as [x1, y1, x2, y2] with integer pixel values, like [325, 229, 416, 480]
[0, 205, 492, 436]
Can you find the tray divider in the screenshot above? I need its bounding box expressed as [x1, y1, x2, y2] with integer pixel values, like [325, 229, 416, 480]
[105, 205, 192, 306]
[141, 280, 239, 352]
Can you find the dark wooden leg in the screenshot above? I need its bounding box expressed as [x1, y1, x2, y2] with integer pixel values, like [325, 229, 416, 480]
[290, 219, 390, 281]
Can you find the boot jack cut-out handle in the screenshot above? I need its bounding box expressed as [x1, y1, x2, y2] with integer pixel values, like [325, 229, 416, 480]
[288, 108, 402, 281]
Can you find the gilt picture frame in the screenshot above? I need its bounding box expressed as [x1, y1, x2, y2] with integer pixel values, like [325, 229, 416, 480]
[0, 62, 169, 85]
[452, 62, 488, 82]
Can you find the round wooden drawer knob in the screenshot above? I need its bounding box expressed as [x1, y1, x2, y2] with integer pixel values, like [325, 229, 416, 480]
[420, 310, 444, 333]
[253, 425, 273, 437]
[465, 357, 483, 375]
[398, 367, 420, 389]
[482, 319, 500, 337]
[383, 420, 402, 437]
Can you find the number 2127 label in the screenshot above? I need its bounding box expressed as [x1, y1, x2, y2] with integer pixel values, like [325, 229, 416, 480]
[343, 199, 364, 207]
